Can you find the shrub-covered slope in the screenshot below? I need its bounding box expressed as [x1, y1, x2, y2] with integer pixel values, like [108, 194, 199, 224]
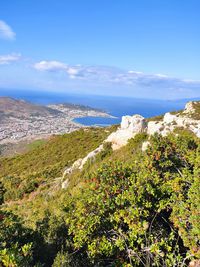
[0, 119, 200, 266]
[0, 126, 116, 201]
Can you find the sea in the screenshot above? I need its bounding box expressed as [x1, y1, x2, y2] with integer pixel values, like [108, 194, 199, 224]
[0, 88, 194, 126]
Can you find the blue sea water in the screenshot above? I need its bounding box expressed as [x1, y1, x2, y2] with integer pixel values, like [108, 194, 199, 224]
[0, 88, 192, 126]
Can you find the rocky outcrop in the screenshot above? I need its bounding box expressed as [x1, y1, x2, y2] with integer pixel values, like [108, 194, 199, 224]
[147, 111, 200, 137]
[106, 115, 147, 150]
[78, 144, 104, 169]
[61, 101, 200, 189]
[61, 115, 147, 187]
[147, 121, 165, 135]
[61, 178, 69, 189]
[183, 101, 196, 114]
[63, 158, 83, 176]
[61, 144, 104, 188]
[62, 144, 104, 177]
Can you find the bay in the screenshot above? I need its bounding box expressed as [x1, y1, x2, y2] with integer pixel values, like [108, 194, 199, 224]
[0, 88, 193, 126]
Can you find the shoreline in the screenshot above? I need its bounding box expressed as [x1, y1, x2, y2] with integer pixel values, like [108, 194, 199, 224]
[0, 105, 116, 145]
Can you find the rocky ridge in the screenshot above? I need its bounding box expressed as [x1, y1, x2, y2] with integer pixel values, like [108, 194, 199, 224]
[109, 101, 200, 148]
[61, 101, 200, 188]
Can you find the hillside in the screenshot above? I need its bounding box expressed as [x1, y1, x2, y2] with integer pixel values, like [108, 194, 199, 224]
[0, 97, 61, 119]
[0, 97, 112, 148]
[0, 126, 116, 202]
[0, 101, 200, 267]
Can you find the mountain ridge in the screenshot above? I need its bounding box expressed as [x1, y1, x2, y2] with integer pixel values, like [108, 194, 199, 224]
[0, 97, 61, 119]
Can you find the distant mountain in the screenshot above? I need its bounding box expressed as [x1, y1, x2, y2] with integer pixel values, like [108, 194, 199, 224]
[0, 97, 61, 120]
[0, 97, 111, 147]
[55, 102, 104, 112]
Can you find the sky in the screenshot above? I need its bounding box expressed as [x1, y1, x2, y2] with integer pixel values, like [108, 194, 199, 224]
[0, 0, 200, 99]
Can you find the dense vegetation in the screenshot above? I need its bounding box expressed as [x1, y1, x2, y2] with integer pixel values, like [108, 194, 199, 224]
[0, 127, 115, 201]
[0, 126, 200, 266]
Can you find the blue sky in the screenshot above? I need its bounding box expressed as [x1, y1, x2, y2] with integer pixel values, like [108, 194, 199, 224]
[0, 0, 200, 99]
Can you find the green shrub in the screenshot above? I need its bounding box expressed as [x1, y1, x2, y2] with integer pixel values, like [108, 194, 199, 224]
[0, 127, 114, 201]
[66, 133, 199, 266]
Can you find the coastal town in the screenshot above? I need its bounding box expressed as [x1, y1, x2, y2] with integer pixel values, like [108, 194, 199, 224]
[0, 98, 112, 144]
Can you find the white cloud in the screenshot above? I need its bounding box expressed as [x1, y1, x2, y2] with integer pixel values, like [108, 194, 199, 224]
[33, 60, 67, 71]
[67, 67, 79, 75]
[34, 60, 124, 81]
[154, 73, 168, 78]
[128, 70, 143, 75]
[34, 60, 173, 84]
[33, 59, 200, 99]
[0, 53, 21, 64]
[33, 61, 83, 79]
[0, 20, 16, 40]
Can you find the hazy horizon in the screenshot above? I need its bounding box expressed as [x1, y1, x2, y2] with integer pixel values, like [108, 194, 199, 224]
[1, 87, 200, 102]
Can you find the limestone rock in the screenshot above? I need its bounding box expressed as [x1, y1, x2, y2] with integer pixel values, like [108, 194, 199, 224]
[147, 103, 200, 137]
[61, 101, 200, 190]
[190, 124, 200, 138]
[78, 144, 104, 169]
[63, 158, 83, 176]
[163, 112, 177, 124]
[142, 141, 150, 151]
[147, 121, 164, 135]
[61, 178, 69, 189]
[106, 114, 147, 150]
[183, 101, 195, 114]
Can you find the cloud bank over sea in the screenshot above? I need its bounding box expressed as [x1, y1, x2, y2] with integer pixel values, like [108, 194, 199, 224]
[0, 54, 200, 100]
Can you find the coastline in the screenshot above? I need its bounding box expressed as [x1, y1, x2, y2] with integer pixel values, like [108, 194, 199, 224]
[0, 99, 116, 145]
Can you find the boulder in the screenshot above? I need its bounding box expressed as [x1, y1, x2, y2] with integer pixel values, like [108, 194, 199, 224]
[183, 101, 195, 114]
[106, 114, 147, 150]
[147, 121, 164, 135]
[163, 112, 177, 124]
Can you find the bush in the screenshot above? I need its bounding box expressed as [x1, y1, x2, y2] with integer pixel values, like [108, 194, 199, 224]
[66, 134, 200, 266]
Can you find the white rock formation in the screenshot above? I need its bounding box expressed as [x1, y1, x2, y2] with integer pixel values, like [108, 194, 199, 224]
[62, 145, 104, 176]
[147, 121, 165, 135]
[183, 101, 195, 114]
[141, 141, 150, 151]
[190, 124, 200, 138]
[163, 112, 177, 124]
[63, 158, 83, 176]
[106, 114, 147, 150]
[61, 144, 104, 188]
[62, 178, 69, 189]
[147, 103, 200, 137]
[78, 144, 104, 169]
[61, 115, 147, 188]
[61, 101, 200, 189]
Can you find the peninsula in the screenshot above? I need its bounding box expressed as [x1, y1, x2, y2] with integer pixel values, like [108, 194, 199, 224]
[0, 97, 112, 144]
